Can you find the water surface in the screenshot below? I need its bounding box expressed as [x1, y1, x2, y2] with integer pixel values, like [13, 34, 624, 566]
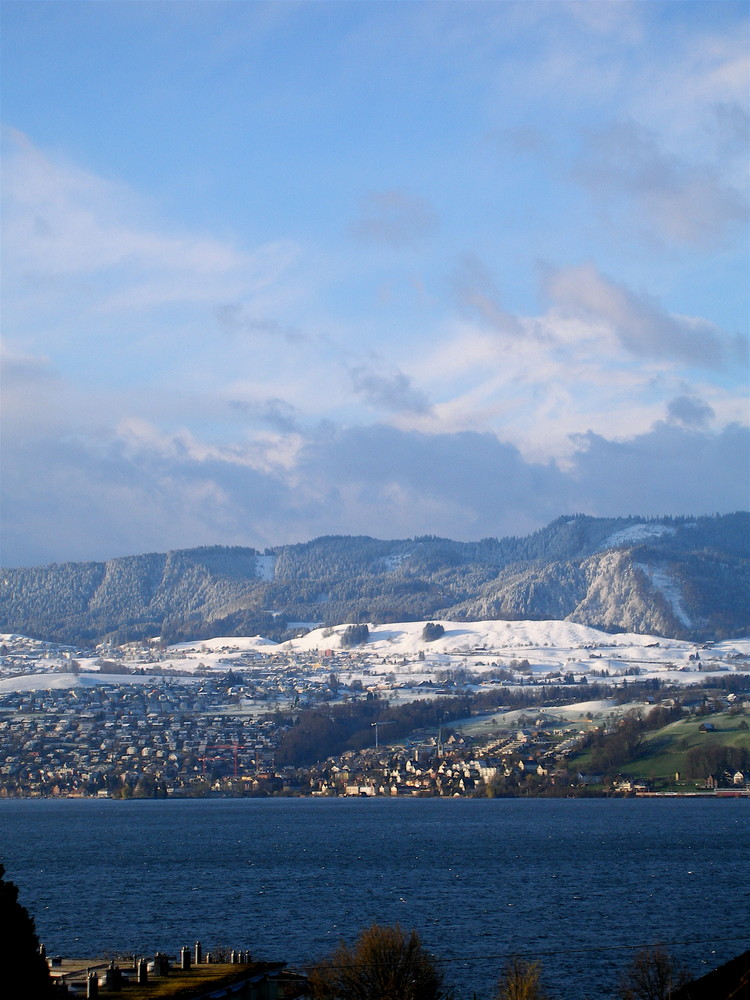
[1, 797, 747, 999]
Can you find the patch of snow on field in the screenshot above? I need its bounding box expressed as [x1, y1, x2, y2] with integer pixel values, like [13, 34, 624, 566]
[717, 638, 750, 656]
[387, 551, 412, 571]
[0, 672, 184, 693]
[635, 564, 692, 627]
[553, 699, 616, 718]
[159, 635, 278, 672]
[169, 636, 278, 653]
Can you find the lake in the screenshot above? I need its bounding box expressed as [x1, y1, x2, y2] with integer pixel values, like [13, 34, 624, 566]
[0, 797, 747, 999]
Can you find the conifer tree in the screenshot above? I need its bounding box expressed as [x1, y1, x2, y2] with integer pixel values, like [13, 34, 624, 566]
[0, 863, 54, 997]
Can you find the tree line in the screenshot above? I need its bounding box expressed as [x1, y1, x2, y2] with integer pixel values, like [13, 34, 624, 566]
[273, 683, 607, 768]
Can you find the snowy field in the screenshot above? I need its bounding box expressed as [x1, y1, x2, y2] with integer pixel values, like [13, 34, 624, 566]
[1, 621, 748, 698]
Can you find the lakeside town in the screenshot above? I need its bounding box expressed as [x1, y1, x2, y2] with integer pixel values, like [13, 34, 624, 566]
[1, 623, 749, 799]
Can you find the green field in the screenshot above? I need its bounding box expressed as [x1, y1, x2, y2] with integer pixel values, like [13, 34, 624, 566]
[570, 710, 750, 789]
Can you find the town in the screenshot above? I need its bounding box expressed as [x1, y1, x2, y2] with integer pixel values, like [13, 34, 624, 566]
[1, 622, 749, 799]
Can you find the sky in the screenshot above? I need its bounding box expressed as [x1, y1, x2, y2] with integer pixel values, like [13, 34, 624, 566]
[1, 0, 749, 568]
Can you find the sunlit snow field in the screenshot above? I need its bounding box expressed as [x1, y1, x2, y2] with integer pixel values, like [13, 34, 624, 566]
[1, 620, 747, 708]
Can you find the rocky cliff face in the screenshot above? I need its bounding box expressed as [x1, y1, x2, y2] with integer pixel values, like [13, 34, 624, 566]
[1, 513, 747, 644]
[450, 550, 701, 638]
[573, 550, 683, 636]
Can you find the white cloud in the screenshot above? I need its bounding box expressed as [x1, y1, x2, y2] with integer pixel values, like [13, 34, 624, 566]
[5, 131, 244, 276]
[633, 29, 750, 153]
[560, 1, 642, 42]
[451, 255, 525, 339]
[2, 130, 301, 327]
[398, 260, 747, 464]
[575, 121, 749, 249]
[542, 263, 744, 369]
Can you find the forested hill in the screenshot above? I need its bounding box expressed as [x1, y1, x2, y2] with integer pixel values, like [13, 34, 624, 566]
[1, 513, 748, 646]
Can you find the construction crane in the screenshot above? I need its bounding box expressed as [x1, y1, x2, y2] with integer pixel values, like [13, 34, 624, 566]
[198, 743, 244, 778]
[370, 720, 395, 749]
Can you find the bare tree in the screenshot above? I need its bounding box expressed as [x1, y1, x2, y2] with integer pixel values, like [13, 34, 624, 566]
[495, 956, 547, 1000]
[618, 945, 689, 1000]
[309, 923, 445, 1000]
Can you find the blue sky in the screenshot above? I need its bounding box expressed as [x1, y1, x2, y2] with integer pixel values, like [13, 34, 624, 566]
[2, 0, 748, 566]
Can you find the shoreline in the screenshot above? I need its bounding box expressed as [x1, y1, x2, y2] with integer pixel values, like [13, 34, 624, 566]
[1, 788, 748, 801]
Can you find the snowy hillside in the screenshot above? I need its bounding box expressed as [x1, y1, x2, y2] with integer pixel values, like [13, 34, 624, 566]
[281, 618, 685, 657]
[1, 618, 748, 703]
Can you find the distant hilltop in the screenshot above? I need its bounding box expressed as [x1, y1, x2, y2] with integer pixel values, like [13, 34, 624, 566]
[1, 512, 748, 646]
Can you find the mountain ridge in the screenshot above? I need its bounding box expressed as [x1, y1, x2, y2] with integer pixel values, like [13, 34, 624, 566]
[1, 512, 748, 646]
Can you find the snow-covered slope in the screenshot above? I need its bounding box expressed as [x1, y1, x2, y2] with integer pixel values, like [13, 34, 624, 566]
[2, 622, 748, 695]
[280, 618, 680, 655]
[255, 555, 276, 581]
[598, 522, 678, 550]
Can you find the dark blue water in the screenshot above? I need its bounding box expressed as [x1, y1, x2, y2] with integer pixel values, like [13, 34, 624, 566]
[0, 798, 748, 999]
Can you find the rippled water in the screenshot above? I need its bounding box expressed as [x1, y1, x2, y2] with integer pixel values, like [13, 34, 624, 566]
[1, 797, 748, 999]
